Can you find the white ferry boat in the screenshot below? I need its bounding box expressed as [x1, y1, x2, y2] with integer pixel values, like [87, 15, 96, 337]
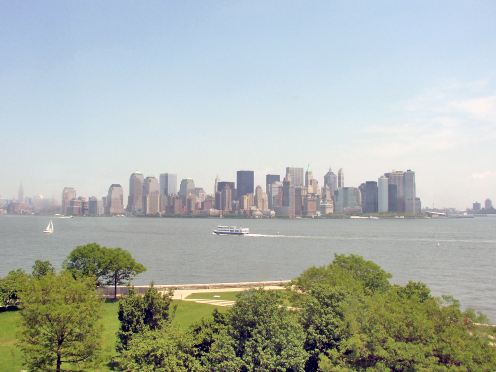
[213, 225, 250, 235]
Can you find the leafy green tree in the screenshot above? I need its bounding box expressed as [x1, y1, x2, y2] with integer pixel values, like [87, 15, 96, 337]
[63, 243, 146, 299]
[63, 243, 110, 285]
[17, 271, 104, 372]
[317, 286, 496, 371]
[208, 288, 308, 371]
[117, 283, 176, 352]
[0, 268, 29, 306]
[299, 284, 358, 372]
[102, 247, 146, 300]
[290, 254, 392, 299]
[32, 260, 55, 279]
[115, 327, 201, 371]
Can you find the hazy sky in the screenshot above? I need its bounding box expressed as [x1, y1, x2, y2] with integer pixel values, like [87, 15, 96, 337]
[1, 1, 495, 210]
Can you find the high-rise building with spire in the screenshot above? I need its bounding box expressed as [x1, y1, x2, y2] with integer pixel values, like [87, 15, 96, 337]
[18, 183, 24, 204]
[324, 167, 338, 197]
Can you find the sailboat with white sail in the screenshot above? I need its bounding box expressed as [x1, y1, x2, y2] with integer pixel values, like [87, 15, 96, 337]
[43, 219, 53, 234]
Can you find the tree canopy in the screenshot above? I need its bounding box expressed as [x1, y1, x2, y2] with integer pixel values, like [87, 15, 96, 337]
[32, 260, 55, 279]
[0, 268, 29, 306]
[63, 243, 146, 299]
[17, 271, 104, 372]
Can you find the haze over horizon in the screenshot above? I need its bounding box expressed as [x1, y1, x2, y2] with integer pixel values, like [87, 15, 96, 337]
[1, 1, 495, 210]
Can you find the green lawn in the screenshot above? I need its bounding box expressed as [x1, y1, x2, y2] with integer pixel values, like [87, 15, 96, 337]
[0, 298, 224, 371]
[184, 291, 241, 302]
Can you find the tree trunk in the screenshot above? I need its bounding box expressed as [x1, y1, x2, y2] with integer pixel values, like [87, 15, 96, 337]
[114, 273, 118, 301]
[57, 351, 61, 372]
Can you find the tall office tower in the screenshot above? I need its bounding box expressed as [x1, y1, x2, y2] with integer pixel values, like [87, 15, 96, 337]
[286, 167, 304, 186]
[415, 197, 421, 214]
[88, 196, 99, 215]
[266, 174, 280, 193]
[78, 196, 89, 215]
[159, 173, 177, 196]
[267, 181, 283, 209]
[220, 184, 232, 212]
[404, 170, 416, 214]
[363, 181, 378, 213]
[62, 187, 77, 215]
[324, 167, 338, 196]
[283, 175, 296, 217]
[486, 199, 493, 210]
[179, 178, 195, 207]
[385, 171, 404, 213]
[237, 170, 254, 197]
[294, 186, 306, 216]
[388, 183, 398, 212]
[334, 187, 358, 213]
[214, 175, 220, 196]
[18, 184, 24, 204]
[338, 168, 344, 189]
[127, 171, 144, 214]
[322, 184, 331, 200]
[143, 176, 160, 215]
[217, 181, 235, 194]
[106, 184, 124, 215]
[353, 187, 362, 208]
[195, 188, 206, 203]
[378, 176, 389, 213]
[305, 165, 313, 193]
[254, 185, 264, 210]
[473, 202, 481, 211]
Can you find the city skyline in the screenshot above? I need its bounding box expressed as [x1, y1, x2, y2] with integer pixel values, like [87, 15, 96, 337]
[1, 2, 495, 210]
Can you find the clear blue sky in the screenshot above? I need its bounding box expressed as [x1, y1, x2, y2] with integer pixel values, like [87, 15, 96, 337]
[1, 1, 495, 210]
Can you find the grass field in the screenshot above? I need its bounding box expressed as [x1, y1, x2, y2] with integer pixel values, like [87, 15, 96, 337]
[0, 298, 227, 371]
[185, 291, 241, 302]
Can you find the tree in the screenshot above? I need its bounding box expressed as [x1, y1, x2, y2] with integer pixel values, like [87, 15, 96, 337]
[62, 243, 110, 285]
[0, 268, 29, 306]
[207, 288, 308, 371]
[102, 248, 146, 300]
[116, 283, 176, 352]
[32, 260, 55, 279]
[17, 272, 104, 372]
[63, 243, 146, 299]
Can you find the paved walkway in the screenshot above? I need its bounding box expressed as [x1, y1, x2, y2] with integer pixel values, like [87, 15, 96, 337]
[165, 285, 287, 307]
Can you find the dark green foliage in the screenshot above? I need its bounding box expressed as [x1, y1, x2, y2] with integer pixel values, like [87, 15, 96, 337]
[208, 288, 308, 371]
[0, 268, 29, 306]
[290, 254, 392, 300]
[63, 243, 146, 299]
[31, 260, 55, 279]
[114, 327, 201, 371]
[17, 271, 104, 372]
[116, 283, 176, 352]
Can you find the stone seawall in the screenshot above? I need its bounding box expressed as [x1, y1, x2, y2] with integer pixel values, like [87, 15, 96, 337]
[101, 280, 291, 297]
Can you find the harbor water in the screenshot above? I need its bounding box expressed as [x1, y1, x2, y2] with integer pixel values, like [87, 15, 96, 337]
[1, 215, 495, 321]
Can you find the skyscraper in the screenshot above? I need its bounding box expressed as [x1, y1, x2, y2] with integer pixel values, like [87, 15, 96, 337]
[62, 187, 76, 215]
[378, 176, 389, 213]
[179, 178, 196, 207]
[404, 170, 416, 214]
[265, 174, 280, 194]
[127, 171, 144, 214]
[237, 170, 254, 198]
[282, 175, 295, 217]
[18, 183, 24, 204]
[143, 176, 160, 215]
[338, 168, 344, 189]
[106, 184, 124, 215]
[159, 173, 177, 196]
[286, 167, 304, 186]
[323, 167, 338, 196]
[363, 181, 378, 213]
[305, 165, 313, 193]
[385, 171, 404, 213]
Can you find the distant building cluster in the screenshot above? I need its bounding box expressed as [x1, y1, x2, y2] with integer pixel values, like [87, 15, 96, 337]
[1, 167, 428, 218]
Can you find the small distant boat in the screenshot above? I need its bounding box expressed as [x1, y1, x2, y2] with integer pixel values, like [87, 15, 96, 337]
[213, 225, 249, 235]
[43, 219, 54, 234]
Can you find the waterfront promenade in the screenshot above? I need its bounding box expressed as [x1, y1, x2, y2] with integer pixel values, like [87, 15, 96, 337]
[101, 280, 290, 304]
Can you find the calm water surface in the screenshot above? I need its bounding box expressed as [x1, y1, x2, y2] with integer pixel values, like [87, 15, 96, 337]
[1, 215, 495, 321]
